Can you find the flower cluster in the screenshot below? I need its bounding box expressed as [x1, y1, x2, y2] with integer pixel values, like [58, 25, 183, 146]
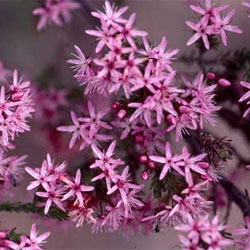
[25, 145, 147, 233]
[175, 215, 233, 250]
[21, 0, 250, 247]
[0, 69, 34, 149]
[239, 81, 250, 118]
[25, 153, 94, 215]
[186, 0, 242, 49]
[141, 142, 212, 228]
[33, 0, 80, 31]
[68, 1, 221, 144]
[0, 223, 50, 250]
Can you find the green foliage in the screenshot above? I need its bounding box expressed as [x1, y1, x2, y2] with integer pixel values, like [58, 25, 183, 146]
[0, 202, 68, 221]
[7, 228, 22, 243]
[150, 172, 186, 199]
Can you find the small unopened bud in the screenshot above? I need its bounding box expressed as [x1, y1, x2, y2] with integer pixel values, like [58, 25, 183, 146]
[179, 106, 191, 114]
[135, 134, 144, 144]
[218, 78, 231, 87]
[117, 109, 126, 119]
[206, 72, 216, 80]
[198, 162, 209, 169]
[112, 102, 120, 109]
[141, 171, 149, 180]
[139, 155, 148, 164]
[11, 91, 24, 101]
[147, 160, 156, 170]
[166, 114, 176, 125]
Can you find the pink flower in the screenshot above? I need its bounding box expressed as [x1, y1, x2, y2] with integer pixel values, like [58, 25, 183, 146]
[175, 214, 208, 243]
[0, 70, 34, 147]
[33, 0, 80, 31]
[181, 146, 208, 186]
[178, 234, 203, 250]
[67, 45, 93, 79]
[56, 0, 80, 24]
[201, 216, 232, 250]
[79, 101, 111, 137]
[25, 154, 65, 190]
[36, 181, 65, 214]
[91, 1, 128, 28]
[100, 205, 125, 232]
[117, 13, 147, 49]
[69, 204, 96, 228]
[186, 2, 242, 49]
[239, 81, 250, 117]
[107, 166, 142, 217]
[0, 152, 26, 190]
[33, 0, 62, 31]
[57, 111, 89, 149]
[186, 15, 212, 50]
[9, 223, 50, 250]
[61, 169, 94, 206]
[86, 20, 116, 53]
[176, 215, 233, 250]
[149, 142, 184, 180]
[211, 9, 242, 46]
[142, 205, 173, 229]
[190, 0, 228, 17]
[90, 141, 123, 190]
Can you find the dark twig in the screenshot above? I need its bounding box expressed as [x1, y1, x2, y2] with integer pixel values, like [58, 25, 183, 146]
[223, 195, 233, 224]
[219, 176, 250, 218]
[76, 0, 99, 26]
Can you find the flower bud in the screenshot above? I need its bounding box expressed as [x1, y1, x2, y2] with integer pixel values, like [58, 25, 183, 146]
[179, 106, 191, 114]
[11, 91, 24, 101]
[139, 155, 148, 164]
[147, 160, 156, 170]
[112, 102, 120, 109]
[166, 114, 176, 125]
[135, 134, 144, 144]
[141, 171, 149, 180]
[206, 72, 216, 80]
[218, 78, 231, 87]
[117, 109, 126, 119]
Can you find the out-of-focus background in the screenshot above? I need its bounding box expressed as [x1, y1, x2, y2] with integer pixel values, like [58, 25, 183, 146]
[0, 0, 250, 249]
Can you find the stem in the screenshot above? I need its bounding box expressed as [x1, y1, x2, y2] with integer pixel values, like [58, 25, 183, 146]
[0, 202, 68, 221]
[219, 176, 250, 218]
[76, 0, 99, 26]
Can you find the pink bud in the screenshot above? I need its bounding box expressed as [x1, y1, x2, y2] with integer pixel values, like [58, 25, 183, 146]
[112, 102, 120, 109]
[11, 92, 24, 101]
[166, 114, 176, 125]
[139, 155, 148, 164]
[141, 171, 149, 180]
[198, 162, 209, 168]
[179, 106, 191, 114]
[147, 160, 156, 170]
[117, 109, 126, 119]
[135, 135, 144, 144]
[218, 78, 231, 87]
[206, 72, 216, 80]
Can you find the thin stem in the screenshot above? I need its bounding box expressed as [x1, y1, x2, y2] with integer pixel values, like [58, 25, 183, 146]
[0, 202, 68, 221]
